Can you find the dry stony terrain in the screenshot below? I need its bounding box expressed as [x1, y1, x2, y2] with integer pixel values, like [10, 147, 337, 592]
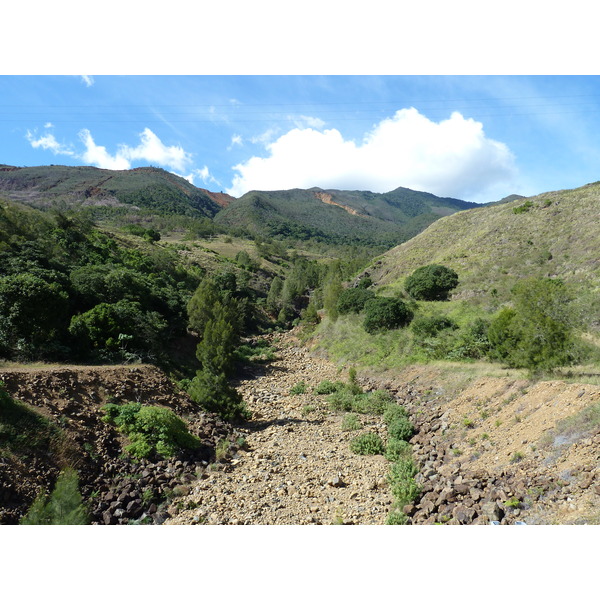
[166, 337, 393, 525]
[2, 331, 599, 525]
[168, 333, 600, 526]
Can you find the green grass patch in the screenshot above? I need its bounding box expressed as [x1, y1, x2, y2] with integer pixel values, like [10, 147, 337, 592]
[289, 381, 308, 395]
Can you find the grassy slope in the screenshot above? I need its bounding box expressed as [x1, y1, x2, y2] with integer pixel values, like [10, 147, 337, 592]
[364, 183, 600, 327]
[307, 181, 600, 390]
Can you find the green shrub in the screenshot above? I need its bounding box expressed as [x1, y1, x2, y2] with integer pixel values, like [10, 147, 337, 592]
[102, 403, 202, 459]
[314, 380, 344, 395]
[341, 414, 362, 431]
[404, 264, 459, 301]
[289, 381, 308, 395]
[336, 287, 375, 315]
[383, 404, 409, 425]
[187, 369, 251, 421]
[357, 276, 373, 289]
[0, 272, 69, 359]
[327, 388, 356, 412]
[513, 200, 534, 214]
[352, 389, 394, 415]
[68, 299, 167, 360]
[411, 315, 458, 338]
[21, 468, 90, 525]
[387, 416, 414, 442]
[385, 438, 412, 462]
[487, 278, 577, 373]
[447, 318, 492, 360]
[349, 432, 385, 455]
[386, 507, 408, 525]
[387, 459, 421, 505]
[363, 296, 413, 333]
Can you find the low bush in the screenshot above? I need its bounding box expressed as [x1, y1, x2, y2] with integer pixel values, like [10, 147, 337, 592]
[289, 381, 308, 395]
[383, 404, 408, 425]
[102, 402, 202, 459]
[341, 414, 362, 431]
[385, 438, 412, 462]
[387, 458, 421, 505]
[411, 315, 457, 338]
[336, 287, 375, 315]
[314, 380, 345, 395]
[386, 506, 408, 525]
[363, 297, 414, 334]
[349, 432, 385, 455]
[387, 416, 414, 442]
[352, 389, 395, 415]
[327, 388, 356, 412]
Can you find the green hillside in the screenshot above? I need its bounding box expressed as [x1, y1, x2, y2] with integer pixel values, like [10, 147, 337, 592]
[356, 182, 600, 333]
[0, 164, 230, 219]
[213, 187, 478, 251]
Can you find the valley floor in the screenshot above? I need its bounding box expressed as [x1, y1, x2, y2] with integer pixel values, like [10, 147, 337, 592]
[166, 335, 393, 525]
[167, 331, 600, 526]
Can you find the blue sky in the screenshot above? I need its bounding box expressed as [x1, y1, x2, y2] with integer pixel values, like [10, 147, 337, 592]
[3, 75, 600, 203]
[2, 2, 600, 204]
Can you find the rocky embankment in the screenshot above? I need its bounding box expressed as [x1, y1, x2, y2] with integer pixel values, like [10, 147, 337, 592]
[0, 365, 237, 525]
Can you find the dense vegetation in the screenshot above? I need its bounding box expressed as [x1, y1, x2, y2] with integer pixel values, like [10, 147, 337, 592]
[0, 200, 202, 365]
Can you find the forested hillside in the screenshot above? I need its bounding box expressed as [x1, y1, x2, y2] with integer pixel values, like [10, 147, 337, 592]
[213, 186, 478, 251]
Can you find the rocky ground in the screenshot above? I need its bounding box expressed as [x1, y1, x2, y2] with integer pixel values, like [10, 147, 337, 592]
[166, 337, 393, 525]
[2, 331, 599, 526]
[168, 332, 600, 526]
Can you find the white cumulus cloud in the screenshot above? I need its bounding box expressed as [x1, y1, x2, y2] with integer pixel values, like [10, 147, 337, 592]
[26, 130, 75, 156]
[226, 108, 517, 201]
[118, 128, 192, 172]
[27, 126, 194, 174]
[228, 134, 243, 150]
[79, 129, 131, 170]
[183, 166, 219, 187]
